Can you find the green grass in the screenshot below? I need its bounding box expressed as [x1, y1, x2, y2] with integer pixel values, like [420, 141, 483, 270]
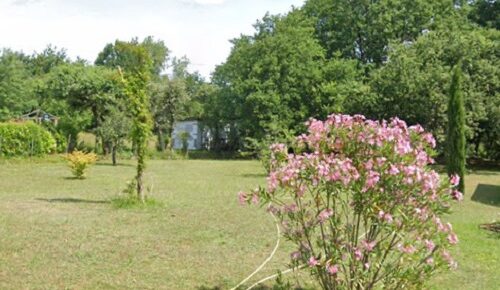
[0, 158, 498, 289]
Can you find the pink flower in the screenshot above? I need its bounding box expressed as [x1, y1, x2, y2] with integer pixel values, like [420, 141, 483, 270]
[451, 190, 463, 201]
[364, 159, 374, 170]
[450, 174, 460, 187]
[422, 133, 436, 148]
[409, 124, 424, 133]
[424, 239, 435, 251]
[398, 244, 416, 254]
[270, 143, 286, 155]
[447, 233, 459, 245]
[376, 157, 387, 167]
[363, 171, 380, 191]
[354, 248, 363, 261]
[251, 194, 259, 205]
[284, 203, 299, 213]
[326, 263, 339, 275]
[395, 139, 412, 155]
[364, 263, 370, 270]
[267, 172, 278, 192]
[362, 240, 377, 252]
[378, 211, 393, 224]
[308, 256, 319, 267]
[238, 191, 247, 205]
[426, 257, 434, 265]
[442, 250, 457, 269]
[291, 251, 301, 260]
[388, 164, 400, 175]
[318, 208, 334, 223]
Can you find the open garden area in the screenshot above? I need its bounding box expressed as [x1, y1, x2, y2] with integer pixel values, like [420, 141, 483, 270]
[1, 0, 499, 289]
[0, 158, 498, 289]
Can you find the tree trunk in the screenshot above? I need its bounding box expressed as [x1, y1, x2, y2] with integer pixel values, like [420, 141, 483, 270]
[112, 142, 117, 166]
[157, 130, 165, 151]
[136, 157, 145, 202]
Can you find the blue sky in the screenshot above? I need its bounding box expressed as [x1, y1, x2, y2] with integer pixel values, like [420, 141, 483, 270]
[0, 0, 305, 79]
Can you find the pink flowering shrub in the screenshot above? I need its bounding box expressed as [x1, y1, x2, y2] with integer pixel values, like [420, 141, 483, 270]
[239, 114, 462, 289]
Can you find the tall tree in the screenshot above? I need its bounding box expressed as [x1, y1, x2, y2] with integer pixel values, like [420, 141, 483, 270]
[303, 0, 456, 65]
[447, 64, 466, 193]
[211, 10, 365, 150]
[95, 36, 169, 78]
[118, 43, 153, 202]
[366, 26, 499, 157]
[0, 49, 35, 120]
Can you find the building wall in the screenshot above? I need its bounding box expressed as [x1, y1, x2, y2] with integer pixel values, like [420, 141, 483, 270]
[172, 120, 202, 150]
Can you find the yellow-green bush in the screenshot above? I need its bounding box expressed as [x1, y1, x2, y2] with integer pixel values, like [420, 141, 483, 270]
[65, 150, 97, 179]
[0, 122, 56, 156]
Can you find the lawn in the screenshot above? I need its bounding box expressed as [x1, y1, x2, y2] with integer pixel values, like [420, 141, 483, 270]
[0, 158, 498, 289]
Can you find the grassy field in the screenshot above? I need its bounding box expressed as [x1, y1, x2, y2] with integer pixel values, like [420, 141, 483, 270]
[0, 158, 498, 289]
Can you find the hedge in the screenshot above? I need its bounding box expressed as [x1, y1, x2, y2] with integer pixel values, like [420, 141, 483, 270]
[0, 122, 56, 156]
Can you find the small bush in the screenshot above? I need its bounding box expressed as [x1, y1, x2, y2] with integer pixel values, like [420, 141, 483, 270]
[0, 122, 56, 156]
[111, 196, 164, 209]
[240, 114, 462, 289]
[111, 179, 164, 209]
[65, 150, 97, 179]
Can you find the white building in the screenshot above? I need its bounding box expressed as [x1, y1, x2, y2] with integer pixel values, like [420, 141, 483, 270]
[172, 120, 203, 150]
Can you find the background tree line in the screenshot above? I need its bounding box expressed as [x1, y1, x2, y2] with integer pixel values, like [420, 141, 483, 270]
[0, 0, 498, 161]
[210, 0, 499, 160]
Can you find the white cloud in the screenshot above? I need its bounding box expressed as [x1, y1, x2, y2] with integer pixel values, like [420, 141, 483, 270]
[10, 0, 41, 5]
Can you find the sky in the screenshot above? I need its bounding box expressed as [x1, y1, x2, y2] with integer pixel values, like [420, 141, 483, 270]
[0, 0, 305, 79]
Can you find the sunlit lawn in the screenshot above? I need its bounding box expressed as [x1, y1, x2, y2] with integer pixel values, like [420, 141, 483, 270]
[0, 158, 498, 289]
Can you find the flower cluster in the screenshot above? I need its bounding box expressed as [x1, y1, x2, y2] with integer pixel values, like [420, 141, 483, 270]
[239, 114, 461, 289]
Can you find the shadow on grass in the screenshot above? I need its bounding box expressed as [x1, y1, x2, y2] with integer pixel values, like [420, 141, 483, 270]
[471, 184, 500, 207]
[35, 198, 110, 204]
[62, 176, 84, 180]
[94, 162, 135, 167]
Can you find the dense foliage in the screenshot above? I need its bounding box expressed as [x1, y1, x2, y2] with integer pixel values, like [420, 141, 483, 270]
[210, 0, 499, 160]
[0, 1, 498, 162]
[0, 122, 56, 156]
[240, 114, 462, 289]
[447, 65, 466, 193]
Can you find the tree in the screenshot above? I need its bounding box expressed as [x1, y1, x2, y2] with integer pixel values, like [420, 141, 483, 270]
[211, 10, 366, 150]
[96, 105, 131, 165]
[366, 26, 499, 157]
[44, 63, 121, 151]
[150, 77, 189, 151]
[447, 64, 466, 193]
[26, 45, 69, 76]
[118, 43, 153, 202]
[212, 11, 325, 144]
[303, 0, 457, 65]
[468, 0, 500, 29]
[0, 49, 36, 120]
[95, 36, 169, 78]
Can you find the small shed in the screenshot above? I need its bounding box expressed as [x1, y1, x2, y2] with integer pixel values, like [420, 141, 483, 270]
[16, 109, 59, 126]
[172, 120, 203, 150]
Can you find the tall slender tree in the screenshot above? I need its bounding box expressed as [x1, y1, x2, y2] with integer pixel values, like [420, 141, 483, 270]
[117, 43, 153, 202]
[446, 63, 466, 193]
